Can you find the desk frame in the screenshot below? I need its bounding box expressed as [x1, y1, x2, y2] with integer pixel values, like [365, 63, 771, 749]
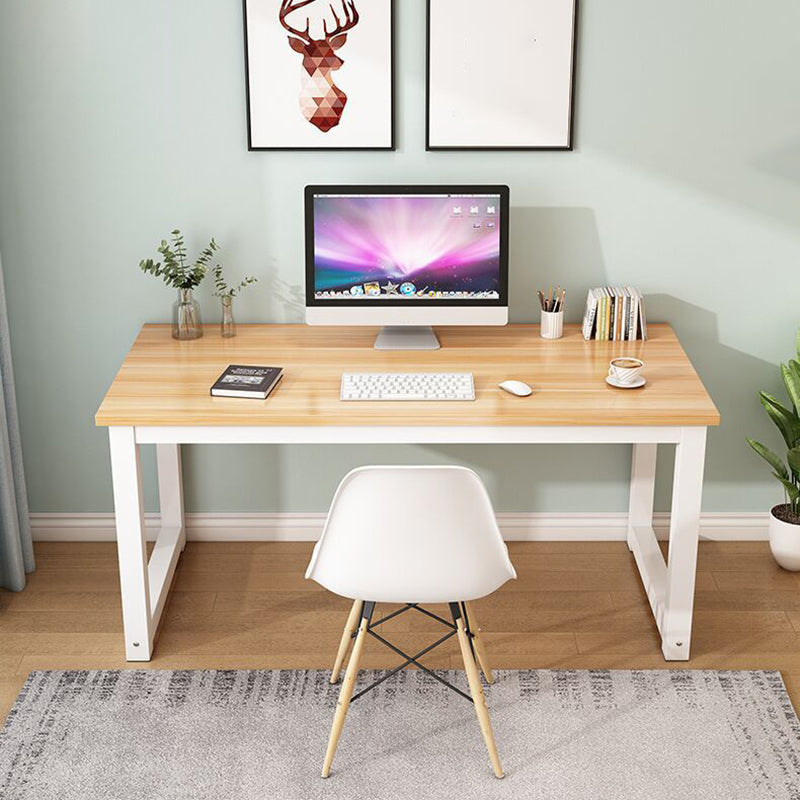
[108, 423, 707, 662]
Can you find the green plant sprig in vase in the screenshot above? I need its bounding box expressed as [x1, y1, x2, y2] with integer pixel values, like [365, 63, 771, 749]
[747, 328, 800, 569]
[139, 229, 218, 340]
[212, 264, 258, 338]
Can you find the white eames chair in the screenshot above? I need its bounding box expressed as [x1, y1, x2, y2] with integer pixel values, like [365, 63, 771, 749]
[305, 466, 517, 779]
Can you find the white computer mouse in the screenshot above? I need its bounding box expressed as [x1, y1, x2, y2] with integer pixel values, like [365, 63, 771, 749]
[499, 380, 533, 397]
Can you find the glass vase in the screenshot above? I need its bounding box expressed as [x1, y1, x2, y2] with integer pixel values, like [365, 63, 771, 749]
[221, 295, 236, 338]
[172, 288, 203, 340]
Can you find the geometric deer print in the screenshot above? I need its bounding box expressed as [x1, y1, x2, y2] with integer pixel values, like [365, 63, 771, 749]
[279, 0, 360, 132]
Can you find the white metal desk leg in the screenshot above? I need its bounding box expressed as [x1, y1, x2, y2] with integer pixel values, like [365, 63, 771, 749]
[661, 427, 707, 661]
[109, 426, 153, 661]
[628, 444, 657, 552]
[157, 444, 185, 550]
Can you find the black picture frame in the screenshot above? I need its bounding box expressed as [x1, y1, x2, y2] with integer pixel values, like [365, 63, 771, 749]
[304, 184, 510, 307]
[243, 0, 396, 151]
[425, 0, 579, 151]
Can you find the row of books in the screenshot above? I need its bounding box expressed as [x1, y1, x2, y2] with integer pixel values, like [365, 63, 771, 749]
[581, 286, 648, 341]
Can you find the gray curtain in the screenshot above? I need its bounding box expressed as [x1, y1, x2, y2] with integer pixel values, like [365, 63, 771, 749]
[0, 250, 33, 590]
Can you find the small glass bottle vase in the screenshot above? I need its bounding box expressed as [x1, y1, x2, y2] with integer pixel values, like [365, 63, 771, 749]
[172, 288, 203, 340]
[221, 295, 236, 338]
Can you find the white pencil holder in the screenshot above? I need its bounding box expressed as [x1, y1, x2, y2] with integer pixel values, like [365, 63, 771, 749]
[540, 310, 564, 339]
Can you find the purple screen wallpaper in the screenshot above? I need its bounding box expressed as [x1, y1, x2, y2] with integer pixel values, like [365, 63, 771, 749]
[312, 195, 501, 299]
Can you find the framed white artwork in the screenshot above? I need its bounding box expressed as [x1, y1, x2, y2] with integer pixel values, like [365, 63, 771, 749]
[244, 0, 395, 150]
[426, 0, 578, 150]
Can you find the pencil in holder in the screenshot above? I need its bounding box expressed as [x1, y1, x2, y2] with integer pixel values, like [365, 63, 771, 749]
[540, 309, 564, 339]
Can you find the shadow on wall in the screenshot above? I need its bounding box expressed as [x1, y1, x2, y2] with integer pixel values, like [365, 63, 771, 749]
[268, 275, 305, 322]
[647, 293, 785, 507]
[753, 135, 800, 189]
[508, 207, 607, 323]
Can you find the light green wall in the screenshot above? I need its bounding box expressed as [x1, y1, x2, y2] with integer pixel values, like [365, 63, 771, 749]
[0, 0, 799, 514]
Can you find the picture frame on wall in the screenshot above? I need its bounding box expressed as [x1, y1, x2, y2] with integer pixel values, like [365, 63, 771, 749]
[243, 0, 395, 150]
[426, 0, 578, 151]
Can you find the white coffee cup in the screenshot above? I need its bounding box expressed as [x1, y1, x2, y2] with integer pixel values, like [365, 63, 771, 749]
[608, 357, 644, 384]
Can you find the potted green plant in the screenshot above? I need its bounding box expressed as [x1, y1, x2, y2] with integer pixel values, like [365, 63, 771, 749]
[747, 329, 800, 570]
[212, 265, 257, 338]
[140, 229, 218, 340]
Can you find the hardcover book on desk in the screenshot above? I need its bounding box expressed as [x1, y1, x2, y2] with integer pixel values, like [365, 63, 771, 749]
[210, 365, 283, 399]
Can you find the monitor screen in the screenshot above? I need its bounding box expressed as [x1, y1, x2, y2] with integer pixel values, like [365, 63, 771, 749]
[305, 186, 508, 306]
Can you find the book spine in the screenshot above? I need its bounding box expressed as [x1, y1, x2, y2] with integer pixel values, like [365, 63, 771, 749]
[600, 292, 607, 340]
[581, 290, 591, 339]
[610, 290, 616, 341]
[598, 291, 604, 340]
[626, 288, 634, 340]
[595, 293, 601, 341]
[619, 287, 631, 340]
[582, 291, 597, 340]
[638, 293, 648, 340]
[621, 291, 628, 340]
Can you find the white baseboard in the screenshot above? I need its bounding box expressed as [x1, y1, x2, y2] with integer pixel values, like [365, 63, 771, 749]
[29, 511, 769, 542]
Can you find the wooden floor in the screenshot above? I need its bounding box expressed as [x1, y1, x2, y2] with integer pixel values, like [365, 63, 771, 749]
[3, 539, 800, 722]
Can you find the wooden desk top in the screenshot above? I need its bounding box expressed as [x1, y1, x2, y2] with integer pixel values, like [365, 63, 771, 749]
[95, 324, 719, 427]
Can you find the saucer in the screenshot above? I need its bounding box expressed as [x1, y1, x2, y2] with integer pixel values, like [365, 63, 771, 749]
[606, 375, 646, 389]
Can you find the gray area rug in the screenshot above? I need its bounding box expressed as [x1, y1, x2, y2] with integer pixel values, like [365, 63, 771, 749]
[1, 669, 800, 799]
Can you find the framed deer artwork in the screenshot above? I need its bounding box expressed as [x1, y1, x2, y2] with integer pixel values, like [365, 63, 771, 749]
[426, 0, 578, 150]
[243, 0, 395, 150]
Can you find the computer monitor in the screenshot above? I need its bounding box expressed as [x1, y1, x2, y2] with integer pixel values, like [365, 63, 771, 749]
[305, 185, 509, 349]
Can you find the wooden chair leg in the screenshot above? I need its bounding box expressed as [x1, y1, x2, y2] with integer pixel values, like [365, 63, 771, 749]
[322, 609, 370, 778]
[331, 599, 362, 684]
[455, 613, 504, 779]
[464, 601, 494, 684]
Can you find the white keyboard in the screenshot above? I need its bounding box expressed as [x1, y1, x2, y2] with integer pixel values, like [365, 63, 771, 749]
[340, 372, 475, 401]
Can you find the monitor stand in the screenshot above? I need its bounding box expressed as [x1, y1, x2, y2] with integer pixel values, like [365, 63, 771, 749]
[373, 326, 441, 350]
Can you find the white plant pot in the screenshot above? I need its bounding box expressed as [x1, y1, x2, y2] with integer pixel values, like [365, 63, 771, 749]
[768, 506, 800, 571]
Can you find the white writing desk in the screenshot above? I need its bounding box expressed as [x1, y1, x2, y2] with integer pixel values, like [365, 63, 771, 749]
[95, 324, 720, 661]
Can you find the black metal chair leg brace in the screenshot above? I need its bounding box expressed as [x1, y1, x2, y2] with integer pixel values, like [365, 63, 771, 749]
[322, 601, 503, 779]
